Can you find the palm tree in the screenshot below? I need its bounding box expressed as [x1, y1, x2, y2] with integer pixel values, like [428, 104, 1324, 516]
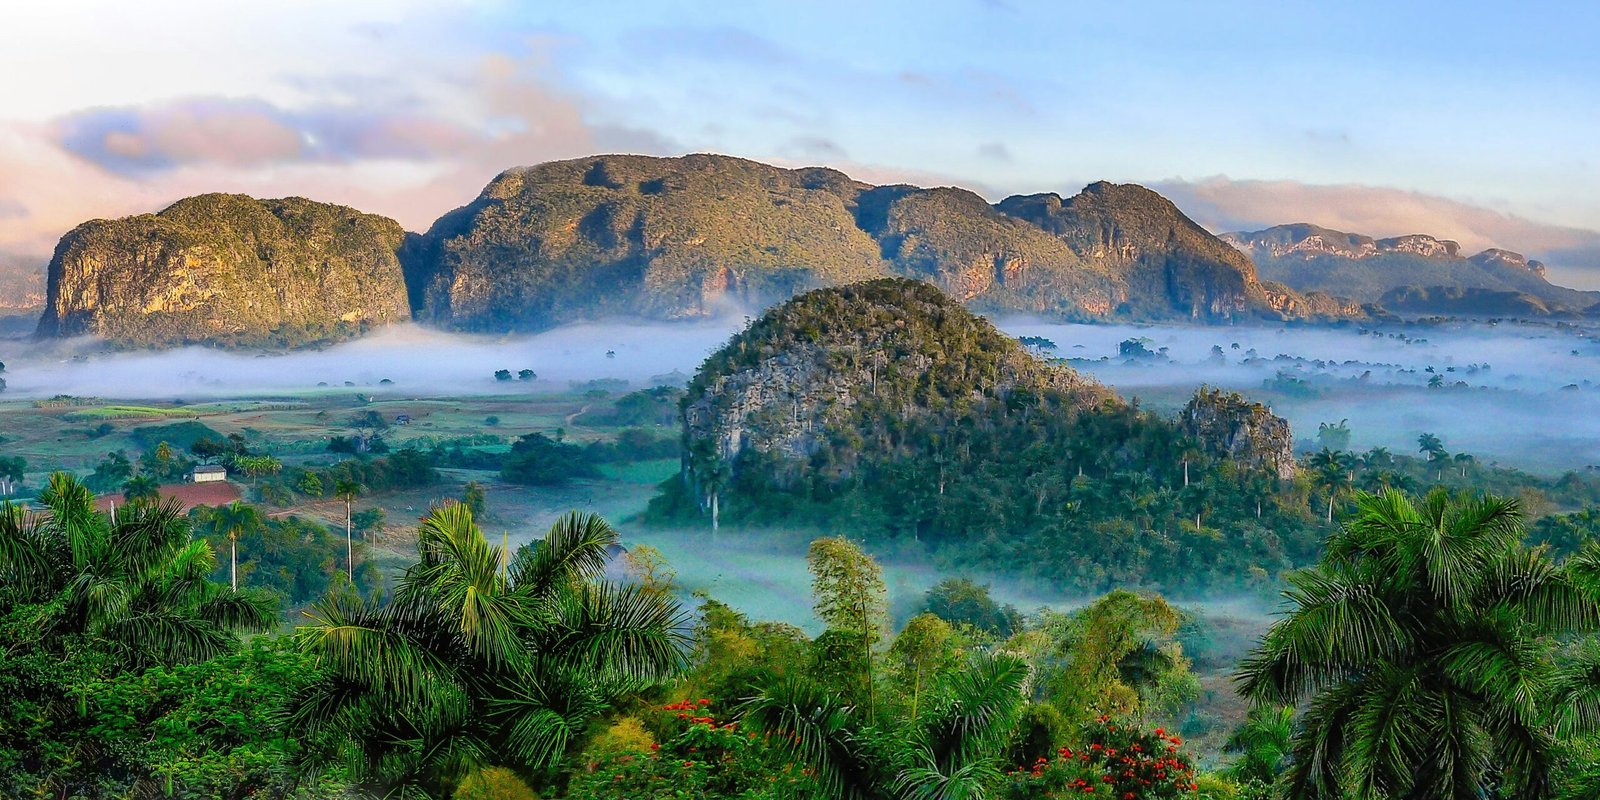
[333, 478, 361, 581]
[210, 500, 263, 592]
[1306, 448, 1350, 523]
[1223, 704, 1294, 787]
[0, 473, 273, 667]
[121, 473, 159, 503]
[292, 506, 687, 796]
[1237, 489, 1600, 799]
[740, 651, 1029, 800]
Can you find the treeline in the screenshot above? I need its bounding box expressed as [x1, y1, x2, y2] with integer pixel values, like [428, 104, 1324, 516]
[8, 479, 1600, 798]
[653, 396, 1326, 596]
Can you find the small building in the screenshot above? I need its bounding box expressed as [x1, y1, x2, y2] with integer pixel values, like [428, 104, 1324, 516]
[190, 465, 228, 483]
[395, 414, 412, 425]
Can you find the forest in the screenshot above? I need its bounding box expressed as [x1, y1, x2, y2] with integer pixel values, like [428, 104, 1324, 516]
[6, 469, 1600, 799]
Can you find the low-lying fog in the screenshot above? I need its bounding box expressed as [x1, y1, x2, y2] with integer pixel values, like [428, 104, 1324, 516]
[4, 315, 1598, 472]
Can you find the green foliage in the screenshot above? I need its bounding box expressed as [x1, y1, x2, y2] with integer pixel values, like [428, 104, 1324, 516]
[921, 577, 1022, 637]
[0, 475, 303, 795]
[291, 507, 689, 796]
[569, 699, 806, 799]
[1237, 489, 1600, 798]
[1030, 591, 1200, 730]
[501, 432, 601, 486]
[190, 505, 380, 606]
[656, 279, 1322, 596]
[463, 479, 487, 517]
[1002, 717, 1200, 799]
[84, 449, 133, 492]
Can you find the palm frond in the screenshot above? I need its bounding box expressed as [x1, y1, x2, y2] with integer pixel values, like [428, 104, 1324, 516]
[739, 675, 874, 800]
[507, 511, 616, 596]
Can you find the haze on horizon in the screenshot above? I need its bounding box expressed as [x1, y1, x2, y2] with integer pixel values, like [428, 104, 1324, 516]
[0, 0, 1598, 290]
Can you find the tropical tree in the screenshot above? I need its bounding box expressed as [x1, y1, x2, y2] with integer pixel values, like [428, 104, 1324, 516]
[1306, 448, 1351, 523]
[742, 650, 1029, 800]
[334, 478, 361, 580]
[121, 472, 160, 503]
[1223, 704, 1295, 787]
[235, 455, 282, 487]
[297, 470, 325, 497]
[291, 506, 688, 796]
[809, 535, 889, 715]
[1417, 432, 1448, 480]
[0, 473, 274, 666]
[210, 500, 263, 592]
[1237, 488, 1600, 799]
[0, 455, 26, 496]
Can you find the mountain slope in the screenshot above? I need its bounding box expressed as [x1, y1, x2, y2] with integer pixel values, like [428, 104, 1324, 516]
[650, 278, 1314, 593]
[36, 194, 410, 347]
[408, 154, 1334, 331]
[1223, 223, 1598, 316]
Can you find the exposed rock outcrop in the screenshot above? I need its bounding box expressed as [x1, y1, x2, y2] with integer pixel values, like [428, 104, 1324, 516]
[408, 154, 1331, 332]
[1223, 223, 1592, 316]
[36, 194, 410, 348]
[1180, 387, 1296, 480]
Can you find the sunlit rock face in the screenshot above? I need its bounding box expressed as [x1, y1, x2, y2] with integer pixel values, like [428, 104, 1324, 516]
[1180, 387, 1296, 480]
[407, 154, 1317, 332]
[37, 194, 410, 348]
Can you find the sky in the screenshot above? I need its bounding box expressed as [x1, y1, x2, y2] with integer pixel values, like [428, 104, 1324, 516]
[2, 0, 1598, 288]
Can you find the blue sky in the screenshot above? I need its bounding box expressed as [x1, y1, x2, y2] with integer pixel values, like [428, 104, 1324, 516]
[2, 0, 1597, 285]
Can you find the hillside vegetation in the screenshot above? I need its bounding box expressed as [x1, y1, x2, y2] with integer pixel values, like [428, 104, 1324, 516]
[650, 278, 1320, 594]
[36, 194, 411, 347]
[407, 154, 1338, 331]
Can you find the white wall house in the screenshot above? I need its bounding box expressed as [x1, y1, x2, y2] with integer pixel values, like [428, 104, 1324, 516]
[190, 465, 228, 483]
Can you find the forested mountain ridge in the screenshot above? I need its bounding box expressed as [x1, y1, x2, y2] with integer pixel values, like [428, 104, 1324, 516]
[35, 194, 411, 347]
[1223, 222, 1600, 316]
[652, 277, 1320, 594]
[404, 153, 1350, 330]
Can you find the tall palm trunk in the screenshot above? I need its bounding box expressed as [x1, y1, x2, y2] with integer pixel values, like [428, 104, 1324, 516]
[345, 498, 353, 581]
[230, 533, 238, 591]
[710, 492, 719, 538]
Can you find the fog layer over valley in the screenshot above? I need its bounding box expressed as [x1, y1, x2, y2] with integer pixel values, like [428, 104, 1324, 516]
[7, 314, 1599, 472]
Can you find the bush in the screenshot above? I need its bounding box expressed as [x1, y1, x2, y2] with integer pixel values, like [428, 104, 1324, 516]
[1004, 717, 1199, 799]
[500, 434, 599, 486]
[453, 766, 539, 800]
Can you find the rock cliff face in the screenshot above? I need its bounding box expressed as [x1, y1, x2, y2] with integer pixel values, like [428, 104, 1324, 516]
[996, 182, 1276, 319]
[1222, 223, 1594, 316]
[681, 278, 1111, 476]
[1180, 387, 1296, 480]
[408, 154, 1329, 331]
[36, 194, 410, 347]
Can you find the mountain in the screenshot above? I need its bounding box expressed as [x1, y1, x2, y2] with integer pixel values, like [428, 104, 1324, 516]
[36, 194, 411, 348]
[649, 278, 1311, 593]
[406, 153, 1343, 331]
[1222, 223, 1599, 316]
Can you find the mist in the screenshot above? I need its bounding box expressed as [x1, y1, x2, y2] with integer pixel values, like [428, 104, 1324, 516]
[1001, 317, 1600, 473]
[5, 313, 1599, 473]
[0, 318, 745, 400]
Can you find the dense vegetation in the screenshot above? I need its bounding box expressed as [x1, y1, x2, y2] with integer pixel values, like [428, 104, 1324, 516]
[652, 280, 1319, 595]
[7, 467, 1600, 797]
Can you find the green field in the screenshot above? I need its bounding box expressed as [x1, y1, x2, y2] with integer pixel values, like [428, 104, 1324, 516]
[61, 404, 198, 421]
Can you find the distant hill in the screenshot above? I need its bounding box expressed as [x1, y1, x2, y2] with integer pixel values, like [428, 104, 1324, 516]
[36, 194, 411, 348]
[406, 153, 1347, 331]
[32, 154, 1372, 350]
[1222, 223, 1599, 316]
[648, 278, 1313, 593]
